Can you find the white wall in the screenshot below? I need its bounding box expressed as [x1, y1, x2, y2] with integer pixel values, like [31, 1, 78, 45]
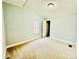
[3, 2, 42, 45]
[50, 12, 77, 43]
[3, 2, 77, 45]
[2, 15, 6, 59]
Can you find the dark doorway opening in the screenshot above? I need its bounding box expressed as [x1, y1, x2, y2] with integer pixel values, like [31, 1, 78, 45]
[46, 21, 50, 37]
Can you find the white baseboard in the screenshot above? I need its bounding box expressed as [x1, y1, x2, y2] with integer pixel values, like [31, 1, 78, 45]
[50, 37, 76, 45]
[6, 34, 41, 49]
[6, 36, 76, 49]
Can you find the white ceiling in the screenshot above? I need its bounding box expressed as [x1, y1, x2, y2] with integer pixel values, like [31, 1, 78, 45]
[3, 0, 77, 17]
[24, 0, 76, 17]
[3, 0, 28, 7]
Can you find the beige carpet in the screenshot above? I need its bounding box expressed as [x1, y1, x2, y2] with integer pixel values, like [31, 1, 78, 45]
[6, 37, 76, 59]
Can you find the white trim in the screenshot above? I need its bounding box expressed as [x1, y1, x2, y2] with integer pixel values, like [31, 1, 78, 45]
[50, 37, 76, 45]
[6, 38, 37, 49]
[6, 34, 41, 49]
[51, 10, 77, 18]
[6, 37, 76, 49]
[2, 0, 23, 7]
